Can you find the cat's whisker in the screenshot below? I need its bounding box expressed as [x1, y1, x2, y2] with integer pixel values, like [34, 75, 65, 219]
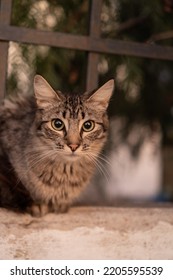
[26, 151, 57, 171]
[12, 150, 58, 191]
[85, 147, 112, 168]
[93, 152, 112, 167]
[13, 147, 66, 184]
[86, 152, 110, 185]
[90, 147, 122, 168]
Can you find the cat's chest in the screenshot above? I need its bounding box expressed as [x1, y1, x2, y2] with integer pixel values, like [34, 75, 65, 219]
[26, 158, 94, 203]
[34, 160, 88, 188]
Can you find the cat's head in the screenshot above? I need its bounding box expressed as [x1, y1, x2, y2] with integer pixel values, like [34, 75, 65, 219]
[33, 75, 114, 161]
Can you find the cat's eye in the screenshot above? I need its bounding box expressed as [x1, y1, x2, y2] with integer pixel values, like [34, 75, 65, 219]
[82, 120, 95, 132]
[51, 119, 65, 131]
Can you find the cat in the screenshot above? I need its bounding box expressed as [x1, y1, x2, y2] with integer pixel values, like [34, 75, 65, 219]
[0, 75, 114, 216]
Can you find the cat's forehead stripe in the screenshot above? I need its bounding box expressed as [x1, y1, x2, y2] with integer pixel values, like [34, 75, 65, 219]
[64, 96, 85, 119]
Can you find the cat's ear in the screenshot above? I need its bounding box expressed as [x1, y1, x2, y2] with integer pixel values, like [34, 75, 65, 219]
[86, 79, 114, 110]
[34, 75, 61, 108]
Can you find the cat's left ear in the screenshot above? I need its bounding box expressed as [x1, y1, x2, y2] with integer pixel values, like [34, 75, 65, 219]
[86, 79, 114, 110]
[34, 75, 62, 108]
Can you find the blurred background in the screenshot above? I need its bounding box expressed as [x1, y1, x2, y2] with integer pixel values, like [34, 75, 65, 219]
[6, 0, 173, 202]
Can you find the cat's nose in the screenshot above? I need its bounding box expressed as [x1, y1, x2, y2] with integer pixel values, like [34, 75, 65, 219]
[68, 144, 79, 152]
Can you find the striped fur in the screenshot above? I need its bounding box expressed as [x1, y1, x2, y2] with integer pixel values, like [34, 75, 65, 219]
[0, 75, 114, 216]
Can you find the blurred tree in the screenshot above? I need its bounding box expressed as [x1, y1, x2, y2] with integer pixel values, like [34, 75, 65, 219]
[9, 0, 89, 93]
[100, 0, 173, 145]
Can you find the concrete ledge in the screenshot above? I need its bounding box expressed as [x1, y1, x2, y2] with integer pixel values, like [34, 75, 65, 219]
[0, 206, 173, 259]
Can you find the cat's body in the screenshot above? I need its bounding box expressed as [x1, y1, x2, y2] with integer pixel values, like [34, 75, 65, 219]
[0, 75, 114, 216]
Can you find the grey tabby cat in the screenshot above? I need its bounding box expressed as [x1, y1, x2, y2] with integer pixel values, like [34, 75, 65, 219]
[0, 75, 114, 216]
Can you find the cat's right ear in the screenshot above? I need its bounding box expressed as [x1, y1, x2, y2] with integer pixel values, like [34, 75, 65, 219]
[34, 75, 61, 108]
[86, 79, 114, 111]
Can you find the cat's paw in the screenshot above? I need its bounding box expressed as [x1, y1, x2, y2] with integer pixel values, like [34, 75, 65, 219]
[52, 202, 69, 214]
[26, 203, 50, 217]
[26, 202, 70, 217]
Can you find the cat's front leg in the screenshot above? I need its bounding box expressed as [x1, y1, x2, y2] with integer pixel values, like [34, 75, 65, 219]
[26, 201, 70, 217]
[26, 203, 51, 217]
[52, 202, 70, 214]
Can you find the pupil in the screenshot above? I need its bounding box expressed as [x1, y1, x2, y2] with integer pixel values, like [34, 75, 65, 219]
[54, 119, 62, 128]
[85, 122, 91, 129]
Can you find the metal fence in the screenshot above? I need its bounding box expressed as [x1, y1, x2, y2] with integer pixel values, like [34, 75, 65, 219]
[1, 0, 173, 100]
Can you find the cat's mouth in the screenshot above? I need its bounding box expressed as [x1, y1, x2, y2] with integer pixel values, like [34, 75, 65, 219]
[63, 151, 80, 161]
[58, 145, 86, 161]
[70, 152, 79, 157]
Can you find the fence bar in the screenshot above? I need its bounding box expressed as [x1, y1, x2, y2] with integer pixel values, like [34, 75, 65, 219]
[86, 0, 102, 91]
[0, 0, 12, 100]
[1, 25, 173, 61]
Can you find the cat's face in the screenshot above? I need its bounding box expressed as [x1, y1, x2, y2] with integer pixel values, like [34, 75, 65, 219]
[33, 75, 114, 162]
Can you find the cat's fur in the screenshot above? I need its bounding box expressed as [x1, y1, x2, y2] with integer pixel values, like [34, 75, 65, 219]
[0, 75, 114, 216]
